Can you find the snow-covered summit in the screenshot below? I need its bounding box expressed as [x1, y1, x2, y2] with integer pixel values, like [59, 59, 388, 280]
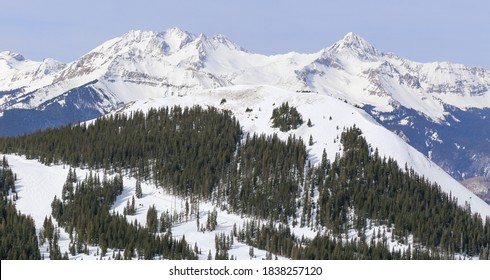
[1, 28, 489, 181]
[2, 28, 490, 129]
[161, 27, 195, 53]
[2, 28, 489, 114]
[0, 51, 26, 62]
[0, 51, 65, 91]
[328, 32, 383, 61]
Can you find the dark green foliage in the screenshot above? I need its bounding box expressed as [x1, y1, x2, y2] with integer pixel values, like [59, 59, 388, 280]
[480, 247, 490, 260]
[234, 126, 490, 259]
[271, 102, 303, 132]
[237, 220, 297, 258]
[49, 230, 63, 260]
[226, 133, 306, 222]
[248, 246, 254, 259]
[312, 126, 490, 257]
[123, 196, 136, 215]
[2, 105, 490, 260]
[159, 210, 173, 233]
[146, 205, 158, 233]
[0, 156, 15, 196]
[214, 232, 233, 260]
[307, 118, 312, 127]
[291, 234, 402, 260]
[0, 106, 307, 223]
[0, 158, 41, 259]
[41, 216, 55, 244]
[0, 199, 41, 260]
[61, 168, 76, 201]
[0, 106, 242, 199]
[52, 172, 196, 260]
[206, 208, 218, 231]
[135, 180, 142, 199]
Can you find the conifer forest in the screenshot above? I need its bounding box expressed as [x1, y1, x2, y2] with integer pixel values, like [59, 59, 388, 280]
[1, 105, 489, 260]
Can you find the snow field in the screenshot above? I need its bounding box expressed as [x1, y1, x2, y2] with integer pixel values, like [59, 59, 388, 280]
[3, 85, 490, 260]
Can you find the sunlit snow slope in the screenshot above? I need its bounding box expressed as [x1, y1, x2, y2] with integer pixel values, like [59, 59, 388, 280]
[3, 85, 489, 260]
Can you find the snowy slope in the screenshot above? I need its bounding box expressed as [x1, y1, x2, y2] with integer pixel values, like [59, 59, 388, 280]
[113, 85, 490, 218]
[1, 28, 489, 211]
[3, 85, 489, 261]
[4, 154, 279, 260]
[3, 28, 488, 118]
[1, 29, 489, 178]
[4, 153, 407, 260]
[0, 51, 65, 92]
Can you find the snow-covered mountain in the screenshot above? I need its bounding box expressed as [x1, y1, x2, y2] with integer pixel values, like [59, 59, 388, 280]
[110, 85, 490, 218]
[5, 85, 490, 260]
[0, 51, 65, 91]
[1, 28, 489, 181]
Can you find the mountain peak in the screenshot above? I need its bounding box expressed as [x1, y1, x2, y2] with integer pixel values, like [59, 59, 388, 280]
[120, 29, 159, 43]
[329, 32, 382, 60]
[163, 27, 193, 39]
[0, 51, 26, 62]
[209, 34, 244, 51]
[161, 27, 195, 53]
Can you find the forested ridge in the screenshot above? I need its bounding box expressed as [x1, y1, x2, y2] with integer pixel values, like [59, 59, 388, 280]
[1, 105, 489, 259]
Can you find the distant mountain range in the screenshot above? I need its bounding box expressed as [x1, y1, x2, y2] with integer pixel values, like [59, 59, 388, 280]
[1, 27, 489, 184]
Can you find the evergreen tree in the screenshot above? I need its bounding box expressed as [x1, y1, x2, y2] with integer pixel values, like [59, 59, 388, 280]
[270, 102, 303, 132]
[0, 194, 41, 259]
[146, 205, 158, 233]
[135, 180, 142, 199]
[307, 118, 312, 127]
[206, 208, 218, 231]
[249, 246, 255, 259]
[1, 104, 490, 260]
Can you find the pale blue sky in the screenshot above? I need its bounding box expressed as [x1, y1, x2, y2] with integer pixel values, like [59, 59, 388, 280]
[1, 0, 489, 68]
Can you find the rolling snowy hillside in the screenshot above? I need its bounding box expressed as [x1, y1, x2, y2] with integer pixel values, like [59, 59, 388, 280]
[3, 85, 489, 260]
[111, 85, 490, 217]
[1, 28, 488, 183]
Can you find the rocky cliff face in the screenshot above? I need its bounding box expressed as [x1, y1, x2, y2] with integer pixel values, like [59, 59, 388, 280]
[462, 177, 490, 204]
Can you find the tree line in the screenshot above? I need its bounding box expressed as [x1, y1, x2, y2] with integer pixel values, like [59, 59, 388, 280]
[1, 106, 490, 259]
[0, 156, 40, 259]
[50, 170, 197, 260]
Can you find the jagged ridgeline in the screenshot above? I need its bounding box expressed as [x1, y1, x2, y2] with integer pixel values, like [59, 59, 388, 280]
[1, 106, 490, 259]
